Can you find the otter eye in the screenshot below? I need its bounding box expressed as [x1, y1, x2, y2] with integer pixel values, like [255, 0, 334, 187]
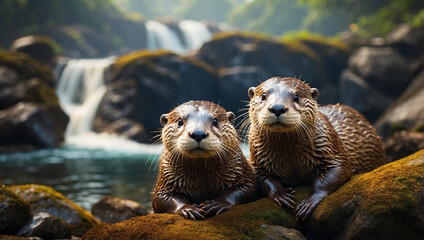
[213, 118, 218, 127]
[177, 118, 184, 127]
[261, 93, 267, 101]
[293, 94, 299, 103]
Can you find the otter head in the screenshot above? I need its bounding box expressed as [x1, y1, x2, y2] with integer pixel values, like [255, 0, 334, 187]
[160, 101, 237, 158]
[248, 77, 319, 133]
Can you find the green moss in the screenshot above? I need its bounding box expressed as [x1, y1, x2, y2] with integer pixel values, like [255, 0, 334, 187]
[0, 51, 55, 87]
[280, 39, 322, 66]
[282, 30, 350, 53]
[182, 56, 216, 75]
[209, 31, 269, 43]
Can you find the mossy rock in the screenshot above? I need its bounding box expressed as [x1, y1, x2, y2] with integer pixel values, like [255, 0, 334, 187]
[83, 151, 423, 239]
[0, 186, 31, 235]
[0, 51, 55, 87]
[9, 185, 100, 237]
[309, 150, 424, 239]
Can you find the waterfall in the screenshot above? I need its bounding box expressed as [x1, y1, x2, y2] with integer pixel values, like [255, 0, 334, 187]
[179, 20, 212, 50]
[145, 21, 186, 54]
[56, 57, 115, 137]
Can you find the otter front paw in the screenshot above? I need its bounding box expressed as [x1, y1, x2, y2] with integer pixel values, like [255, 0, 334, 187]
[198, 200, 233, 218]
[295, 193, 325, 222]
[177, 204, 205, 220]
[269, 187, 296, 209]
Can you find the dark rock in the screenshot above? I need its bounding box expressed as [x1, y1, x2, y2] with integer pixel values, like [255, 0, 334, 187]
[91, 196, 148, 224]
[101, 118, 150, 143]
[386, 24, 424, 62]
[0, 102, 69, 149]
[9, 184, 100, 237]
[94, 51, 219, 141]
[17, 212, 72, 240]
[374, 70, 424, 139]
[0, 236, 43, 240]
[348, 47, 412, 98]
[339, 70, 393, 122]
[10, 36, 56, 66]
[0, 186, 31, 235]
[261, 224, 307, 240]
[0, 51, 55, 88]
[107, 16, 148, 51]
[384, 131, 424, 163]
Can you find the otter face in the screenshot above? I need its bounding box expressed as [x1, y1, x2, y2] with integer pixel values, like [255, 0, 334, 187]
[160, 101, 237, 158]
[248, 77, 319, 133]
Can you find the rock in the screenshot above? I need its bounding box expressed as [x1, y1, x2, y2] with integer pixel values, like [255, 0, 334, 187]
[339, 70, 393, 122]
[348, 47, 412, 98]
[308, 150, 424, 240]
[100, 118, 149, 143]
[384, 131, 424, 163]
[9, 185, 100, 237]
[107, 16, 148, 51]
[386, 24, 424, 62]
[374, 70, 424, 139]
[10, 36, 57, 66]
[0, 186, 31, 235]
[94, 50, 219, 141]
[0, 236, 43, 240]
[91, 196, 148, 224]
[0, 51, 55, 88]
[299, 38, 350, 86]
[82, 151, 424, 240]
[17, 212, 72, 240]
[261, 224, 307, 240]
[0, 102, 69, 149]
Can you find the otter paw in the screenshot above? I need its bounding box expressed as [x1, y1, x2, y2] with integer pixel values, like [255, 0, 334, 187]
[178, 205, 205, 220]
[198, 200, 233, 218]
[269, 187, 296, 209]
[295, 195, 322, 222]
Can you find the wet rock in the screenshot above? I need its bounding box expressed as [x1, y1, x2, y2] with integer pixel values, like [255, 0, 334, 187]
[101, 118, 149, 143]
[10, 36, 56, 66]
[339, 70, 393, 122]
[384, 131, 424, 163]
[0, 102, 69, 149]
[17, 212, 72, 240]
[0, 187, 31, 235]
[261, 224, 307, 240]
[91, 196, 148, 224]
[94, 50, 219, 141]
[386, 24, 424, 62]
[82, 151, 424, 240]
[374, 70, 424, 139]
[348, 47, 412, 98]
[9, 185, 100, 237]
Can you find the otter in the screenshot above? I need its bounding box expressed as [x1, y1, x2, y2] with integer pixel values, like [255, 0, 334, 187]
[152, 100, 256, 220]
[247, 77, 385, 221]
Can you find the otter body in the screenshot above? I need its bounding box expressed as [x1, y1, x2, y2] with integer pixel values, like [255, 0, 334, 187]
[152, 101, 255, 220]
[247, 77, 385, 221]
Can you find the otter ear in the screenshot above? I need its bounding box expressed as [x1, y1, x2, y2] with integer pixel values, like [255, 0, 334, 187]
[160, 114, 169, 127]
[227, 112, 235, 125]
[248, 87, 256, 99]
[311, 88, 319, 101]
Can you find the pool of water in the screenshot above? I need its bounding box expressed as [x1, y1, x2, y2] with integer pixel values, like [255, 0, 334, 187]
[0, 146, 162, 211]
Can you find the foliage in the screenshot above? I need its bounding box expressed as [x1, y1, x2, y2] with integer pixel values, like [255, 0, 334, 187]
[175, 0, 234, 22]
[227, 0, 309, 36]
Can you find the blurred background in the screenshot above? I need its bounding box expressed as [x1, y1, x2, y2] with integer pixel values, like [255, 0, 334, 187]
[0, 0, 423, 219]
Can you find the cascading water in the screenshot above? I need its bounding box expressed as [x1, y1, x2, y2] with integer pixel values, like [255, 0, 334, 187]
[179, 20, 212, 50]
[145, 21, 186, 54]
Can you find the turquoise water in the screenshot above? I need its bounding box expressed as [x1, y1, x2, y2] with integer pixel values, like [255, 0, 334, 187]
[0, 146, 161, 211]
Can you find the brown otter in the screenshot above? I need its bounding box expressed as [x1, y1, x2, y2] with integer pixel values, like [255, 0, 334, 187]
[152, 100, 256, 220]
[247, 77, 385, 221]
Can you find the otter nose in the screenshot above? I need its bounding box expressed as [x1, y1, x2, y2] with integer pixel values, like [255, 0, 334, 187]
[190, 130, 208, 143]
[269, 104, 287, 117]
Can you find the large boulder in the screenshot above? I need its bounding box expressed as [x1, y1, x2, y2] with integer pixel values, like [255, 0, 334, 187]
[386, 24, 424, 64]
[384, 131, 424, 163]
[10, 35, 57, 66]
[17, 212, 72, 240]
[374, 70, 424, 139]
[348, 47, 412, 99]
[9, 185, 101, 237]
[91, 196, 148, 224]
[94, 50, 219, 141]
[0, 102, 68, 150]
[0, 187, 31, 235]
[82, 151, 424, 240]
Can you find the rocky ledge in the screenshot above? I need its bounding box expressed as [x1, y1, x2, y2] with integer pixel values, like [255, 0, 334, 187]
[82, 150, 424, 240]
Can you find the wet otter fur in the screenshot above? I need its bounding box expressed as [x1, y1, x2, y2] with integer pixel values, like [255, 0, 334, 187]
[152, 101, 256, 220]
[247, 77, 385, 221]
